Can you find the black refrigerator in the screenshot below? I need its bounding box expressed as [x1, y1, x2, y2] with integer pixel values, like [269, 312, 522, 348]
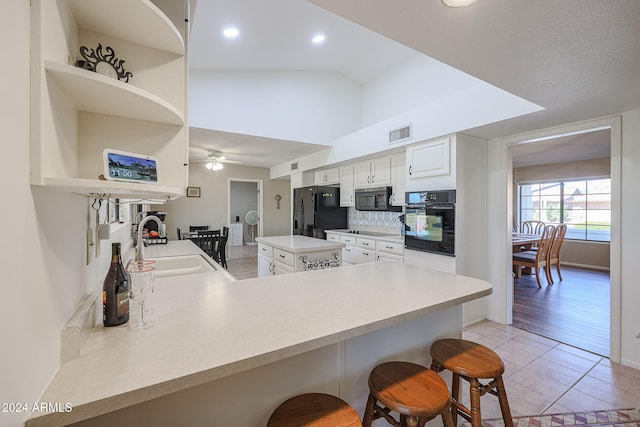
[293, 186, 348, 239]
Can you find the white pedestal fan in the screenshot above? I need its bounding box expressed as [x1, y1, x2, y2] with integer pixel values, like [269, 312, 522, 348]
[245, 210, 259, 245]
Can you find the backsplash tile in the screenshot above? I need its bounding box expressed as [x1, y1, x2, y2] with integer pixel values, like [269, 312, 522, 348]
[347, 208, 403, 233]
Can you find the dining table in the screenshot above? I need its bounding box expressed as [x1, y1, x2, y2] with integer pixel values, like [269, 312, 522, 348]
[512, 232, 542, 250]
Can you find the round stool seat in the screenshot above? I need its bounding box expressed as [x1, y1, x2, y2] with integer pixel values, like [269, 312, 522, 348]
[267, 393, 361, 427]
[430, 338, 504, 379]
[368, 361, 451, 419]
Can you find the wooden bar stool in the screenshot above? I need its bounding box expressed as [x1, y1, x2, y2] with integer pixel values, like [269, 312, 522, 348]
[362, 361, 455, 427]
[267, 393, 361, 426]
[430, 339, 514, 427]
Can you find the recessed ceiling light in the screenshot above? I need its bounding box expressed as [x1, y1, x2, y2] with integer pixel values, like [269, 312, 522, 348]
[223, 27, 239, 38]
[312, 34, 326, 44]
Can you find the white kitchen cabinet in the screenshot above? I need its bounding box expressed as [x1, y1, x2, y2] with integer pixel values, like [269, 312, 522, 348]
[314, 167, 340, 185]
[258, 254, 273, 277]
[354, 157, 391, 189]
[390, 153, 406, 206]
[338, 165, 355, 207]
[340, 235, 376, 264]
[30, 0, 188, 200]
[407, 137, 450, 180]
[376, 239, 404, 263]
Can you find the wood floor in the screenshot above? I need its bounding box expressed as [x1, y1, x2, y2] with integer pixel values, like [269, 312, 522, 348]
[512, 266, 610, 357]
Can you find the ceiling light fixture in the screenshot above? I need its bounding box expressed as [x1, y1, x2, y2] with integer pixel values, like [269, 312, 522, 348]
[442, 0, 477, 7]
[223, 27, 239, 38]
[205, 160, 224, 171]
[312, 34, 326, 44]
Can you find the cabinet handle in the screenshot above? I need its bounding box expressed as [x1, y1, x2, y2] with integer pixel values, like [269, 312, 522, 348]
[363, 252, 369, 256]
[371, 175, 375, 184]
[363, 242, 369, 246]
[386, 245, 393, 249]
[409, 165, 412, 175]
[350, 194, 353, 202]
[367, 176, 370, 184]
[279, 254, 285, 258]
[268, 262, 273, 273]
[345, 248, 351, 252]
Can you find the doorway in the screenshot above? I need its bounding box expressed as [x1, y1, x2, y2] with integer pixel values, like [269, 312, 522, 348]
[228, 178, 263, 246]
[505, 117, 621, 361]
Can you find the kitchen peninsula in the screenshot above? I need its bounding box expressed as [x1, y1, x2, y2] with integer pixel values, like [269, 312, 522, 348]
[26, 241, 491, 427]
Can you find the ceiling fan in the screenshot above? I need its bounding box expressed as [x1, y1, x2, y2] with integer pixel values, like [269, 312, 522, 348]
[204, 150, 242, 171]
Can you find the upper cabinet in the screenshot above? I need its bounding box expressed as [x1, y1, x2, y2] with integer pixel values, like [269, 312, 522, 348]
[354, 157, 391, 189]
[30, 0, 188, 200]
[314, 167, 340, 185]
[389, 153, 406, 206]
[339, 164, 355, 207]
[407, 137, 450, 180]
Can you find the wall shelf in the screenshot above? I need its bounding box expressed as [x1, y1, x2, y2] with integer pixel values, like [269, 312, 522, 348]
[67, 0, 184, 55]
[38, 177, 184, 200]
[46, 61, 184, 125]
[31, 0, 188, 201]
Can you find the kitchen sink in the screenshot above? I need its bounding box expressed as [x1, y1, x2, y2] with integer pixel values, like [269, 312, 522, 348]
[146, 254, 216, 277]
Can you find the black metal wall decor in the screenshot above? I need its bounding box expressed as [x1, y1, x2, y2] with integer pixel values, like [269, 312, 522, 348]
[75, 44, 133, 83]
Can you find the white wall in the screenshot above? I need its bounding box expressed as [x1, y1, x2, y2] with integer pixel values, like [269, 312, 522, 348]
[361, 54, 485, 127]
[619, 109, 640, 368]
[189, 70, 362, 144]
[157, 163, 291, 241]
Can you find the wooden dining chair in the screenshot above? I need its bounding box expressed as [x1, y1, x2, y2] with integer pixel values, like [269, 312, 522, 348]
[216, 227, 229, 269]
[547, 223, 567, 283]
[189, 225, 209, 232]
[513, 224, 556, 287]
[521, 220, 545, 235]
[191, 230, 221, 259]
[176, 227, 182, 240]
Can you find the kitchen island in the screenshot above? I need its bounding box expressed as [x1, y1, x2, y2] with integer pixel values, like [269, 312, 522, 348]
[26, 241, 491, 427]
[256, 235, 346, 276]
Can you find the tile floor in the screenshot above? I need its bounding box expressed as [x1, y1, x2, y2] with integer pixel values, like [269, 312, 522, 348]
[462, 321, 640, 418]
[225, 249, 640, 418]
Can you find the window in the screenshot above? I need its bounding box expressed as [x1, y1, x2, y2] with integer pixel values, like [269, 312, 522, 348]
[519, 178, 611, 241]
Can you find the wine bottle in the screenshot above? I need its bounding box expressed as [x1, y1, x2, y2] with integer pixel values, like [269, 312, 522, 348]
[103, 242, 130, 326]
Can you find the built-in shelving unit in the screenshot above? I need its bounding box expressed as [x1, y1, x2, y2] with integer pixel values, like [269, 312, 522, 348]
[31, 0, 188, 200]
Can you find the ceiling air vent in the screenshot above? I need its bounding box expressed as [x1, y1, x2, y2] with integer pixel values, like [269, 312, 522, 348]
[291, 162, 298, 171]
[388, 125, 412, 144]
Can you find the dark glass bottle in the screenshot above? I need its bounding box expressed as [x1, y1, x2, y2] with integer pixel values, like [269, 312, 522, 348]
[103, 242, 130, 326]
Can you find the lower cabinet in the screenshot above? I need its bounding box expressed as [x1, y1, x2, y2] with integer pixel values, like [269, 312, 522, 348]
[331, 233, 404, 265]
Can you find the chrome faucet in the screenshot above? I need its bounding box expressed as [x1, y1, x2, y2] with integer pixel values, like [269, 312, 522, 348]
[135, 215, 166, 261]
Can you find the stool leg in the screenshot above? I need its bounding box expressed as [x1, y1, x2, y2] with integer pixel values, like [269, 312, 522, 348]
[362, 394, 376, 427]
[495, 376, 514, 427]
[469, 378, 482, 427]
[406, 416, 418, 427]
[441, 408, 455, 427]
[450, 372, 461, 425]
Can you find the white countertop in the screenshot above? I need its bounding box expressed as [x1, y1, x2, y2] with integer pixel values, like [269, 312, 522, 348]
[326, 229, 404, 243]
[27, 241, 491, 426]
[256, 235, 345, 252]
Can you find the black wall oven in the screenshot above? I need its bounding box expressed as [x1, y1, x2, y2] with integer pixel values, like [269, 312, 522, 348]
[403, 190, 456, 256]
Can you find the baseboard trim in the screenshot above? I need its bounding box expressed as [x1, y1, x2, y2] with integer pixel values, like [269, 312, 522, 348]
[561, 261, 610, 272]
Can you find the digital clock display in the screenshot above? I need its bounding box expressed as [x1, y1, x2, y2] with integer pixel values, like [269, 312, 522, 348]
[103, 150, 158, 183]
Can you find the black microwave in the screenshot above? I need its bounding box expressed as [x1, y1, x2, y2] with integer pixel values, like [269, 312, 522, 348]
[355, 186, 402, 211]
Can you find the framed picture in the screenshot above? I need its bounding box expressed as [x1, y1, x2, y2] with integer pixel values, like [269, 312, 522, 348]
[187, 187, 201, 197]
